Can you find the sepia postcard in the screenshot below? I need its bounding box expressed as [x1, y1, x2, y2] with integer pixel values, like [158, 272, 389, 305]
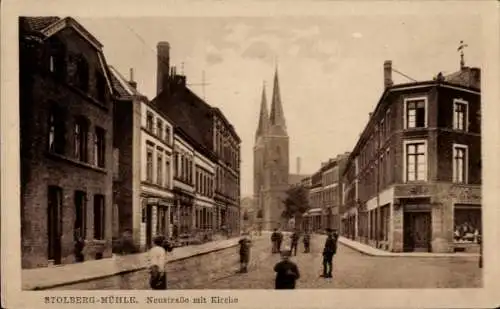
[2, 0, 500, 308]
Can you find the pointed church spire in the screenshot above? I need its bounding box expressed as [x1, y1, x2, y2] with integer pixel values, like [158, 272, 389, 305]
[255, 82, 270, 141]
[269, 66, 287, 135]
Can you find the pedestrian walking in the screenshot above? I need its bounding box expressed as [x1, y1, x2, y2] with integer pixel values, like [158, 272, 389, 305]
[277, 229, 284, 253]
[303, 232, 311, 253]
[290, 230, 300, 256]
[274, 248, 300, 289]
[148, 235, 168, 290]
[239, 234, 252, 273]
[271, 229, 279, 253]
[320, 228, 337, 278]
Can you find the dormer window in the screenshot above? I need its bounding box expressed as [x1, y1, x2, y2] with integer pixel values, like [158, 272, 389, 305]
[76, 56, 89, 92]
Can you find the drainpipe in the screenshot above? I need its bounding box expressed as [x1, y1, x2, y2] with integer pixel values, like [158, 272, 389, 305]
[376, 124, 381, 248]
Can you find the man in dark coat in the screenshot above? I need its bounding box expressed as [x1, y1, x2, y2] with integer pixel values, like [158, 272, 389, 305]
[290, 230, 300, 256]
[321, 228, 337, 278]
[303, 231, 311, 253]
[271, 229, 279, 253]
[239, 235, 252, 273]
[277, 229, 284, 253]
[274, 249, 300, 289]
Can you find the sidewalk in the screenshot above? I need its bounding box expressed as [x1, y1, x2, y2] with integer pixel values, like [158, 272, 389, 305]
[22, 232, 270, 290]
[338, 236, 480, 258]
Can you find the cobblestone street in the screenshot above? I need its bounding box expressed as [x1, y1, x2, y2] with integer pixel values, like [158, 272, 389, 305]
[204, 235, 482, 289]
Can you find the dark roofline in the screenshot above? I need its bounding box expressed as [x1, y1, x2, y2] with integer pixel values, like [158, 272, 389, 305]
[212, 107, 242, 143]
[182, 87, 242, 144]
[174, 126, 218, 162]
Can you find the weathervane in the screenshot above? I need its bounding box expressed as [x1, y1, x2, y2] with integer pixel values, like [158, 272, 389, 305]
[458, 40, 468, 69]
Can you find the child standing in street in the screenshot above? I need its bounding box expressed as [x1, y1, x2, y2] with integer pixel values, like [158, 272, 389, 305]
[274, 248, 300, 289]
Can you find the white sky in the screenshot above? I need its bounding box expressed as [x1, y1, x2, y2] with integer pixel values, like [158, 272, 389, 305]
[78, 14, 482, 197]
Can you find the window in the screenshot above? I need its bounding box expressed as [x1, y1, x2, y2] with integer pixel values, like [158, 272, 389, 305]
[93, 195, 105, 240]
[48, 106, 66, 155]
[165, 160, 170, 188]
[74, 191, 87, 239]
[146, 149, 153, 182]
[74, 117, 88, 162]
[76, 56, 89, 92]
[146, 112, 154, 132]
[405, 98, 427, 129]
[157, 120, 163, 140]
[47, 186, 63, 262]
[157, 154, 163, 186]
[165, 127, 171, 143]
[174, 152, 179, 178]
[94, 127, 106, 168]
[49, 40, 66, 80]
[453, 145, 468, 183]
[454, 206, 481, 243]
[404, 141, 427, 182]
[453, 99, 468, 131]
[96, 71, 106, 102]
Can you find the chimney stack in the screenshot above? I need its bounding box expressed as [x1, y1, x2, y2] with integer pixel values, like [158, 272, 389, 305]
[156, 41, 170, 95]
[384, 60, 393, 89]
[129, 68, 137, 89]
[296, 157, 301, 174]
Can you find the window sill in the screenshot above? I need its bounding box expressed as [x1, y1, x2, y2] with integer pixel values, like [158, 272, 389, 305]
[141, 181, 172, 191]
[46, 152, 108, 174]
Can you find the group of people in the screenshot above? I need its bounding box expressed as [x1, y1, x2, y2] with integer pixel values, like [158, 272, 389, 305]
[269, 228, 339, 289]
[146, 228, 339, 290]
[270, 229, 312, 256]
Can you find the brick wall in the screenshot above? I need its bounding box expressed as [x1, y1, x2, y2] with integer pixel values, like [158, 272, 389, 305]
[48, 238, 270, 290]
[20, 25, 114, 269]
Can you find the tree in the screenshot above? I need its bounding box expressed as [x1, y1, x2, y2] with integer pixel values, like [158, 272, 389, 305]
[281, 185, 310, 229]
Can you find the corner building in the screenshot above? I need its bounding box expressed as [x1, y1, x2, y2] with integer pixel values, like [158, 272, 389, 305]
[341, 61, 481, 253]
[19, 17, 115, 268]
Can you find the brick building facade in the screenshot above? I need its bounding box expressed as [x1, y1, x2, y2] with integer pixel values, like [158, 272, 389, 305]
[20, 17, 115, 268]
[151, 42, 241, 238]
[341, 61, 481, 253]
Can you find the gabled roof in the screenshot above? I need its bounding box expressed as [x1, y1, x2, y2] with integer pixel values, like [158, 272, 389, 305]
[108, 65, 146, 101]
[21, 16, 61, 32]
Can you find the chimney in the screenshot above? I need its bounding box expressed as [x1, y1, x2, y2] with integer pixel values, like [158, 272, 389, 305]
[384, 60, 393, 89]
[296, 157, 301, 174]
[129, 68, 137, 89]
[156, 41, 170, 95]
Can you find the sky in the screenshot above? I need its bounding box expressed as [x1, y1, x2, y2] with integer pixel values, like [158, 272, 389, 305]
[78, 14, 482, 197]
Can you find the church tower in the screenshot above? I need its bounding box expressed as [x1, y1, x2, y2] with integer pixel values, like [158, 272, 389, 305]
[253, 67, 290, 230]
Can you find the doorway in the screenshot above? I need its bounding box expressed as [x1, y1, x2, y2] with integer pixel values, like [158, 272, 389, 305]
[145, 205, 152, 249]
[48, 186, 63, 265]
[403, 211, 431, 252]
